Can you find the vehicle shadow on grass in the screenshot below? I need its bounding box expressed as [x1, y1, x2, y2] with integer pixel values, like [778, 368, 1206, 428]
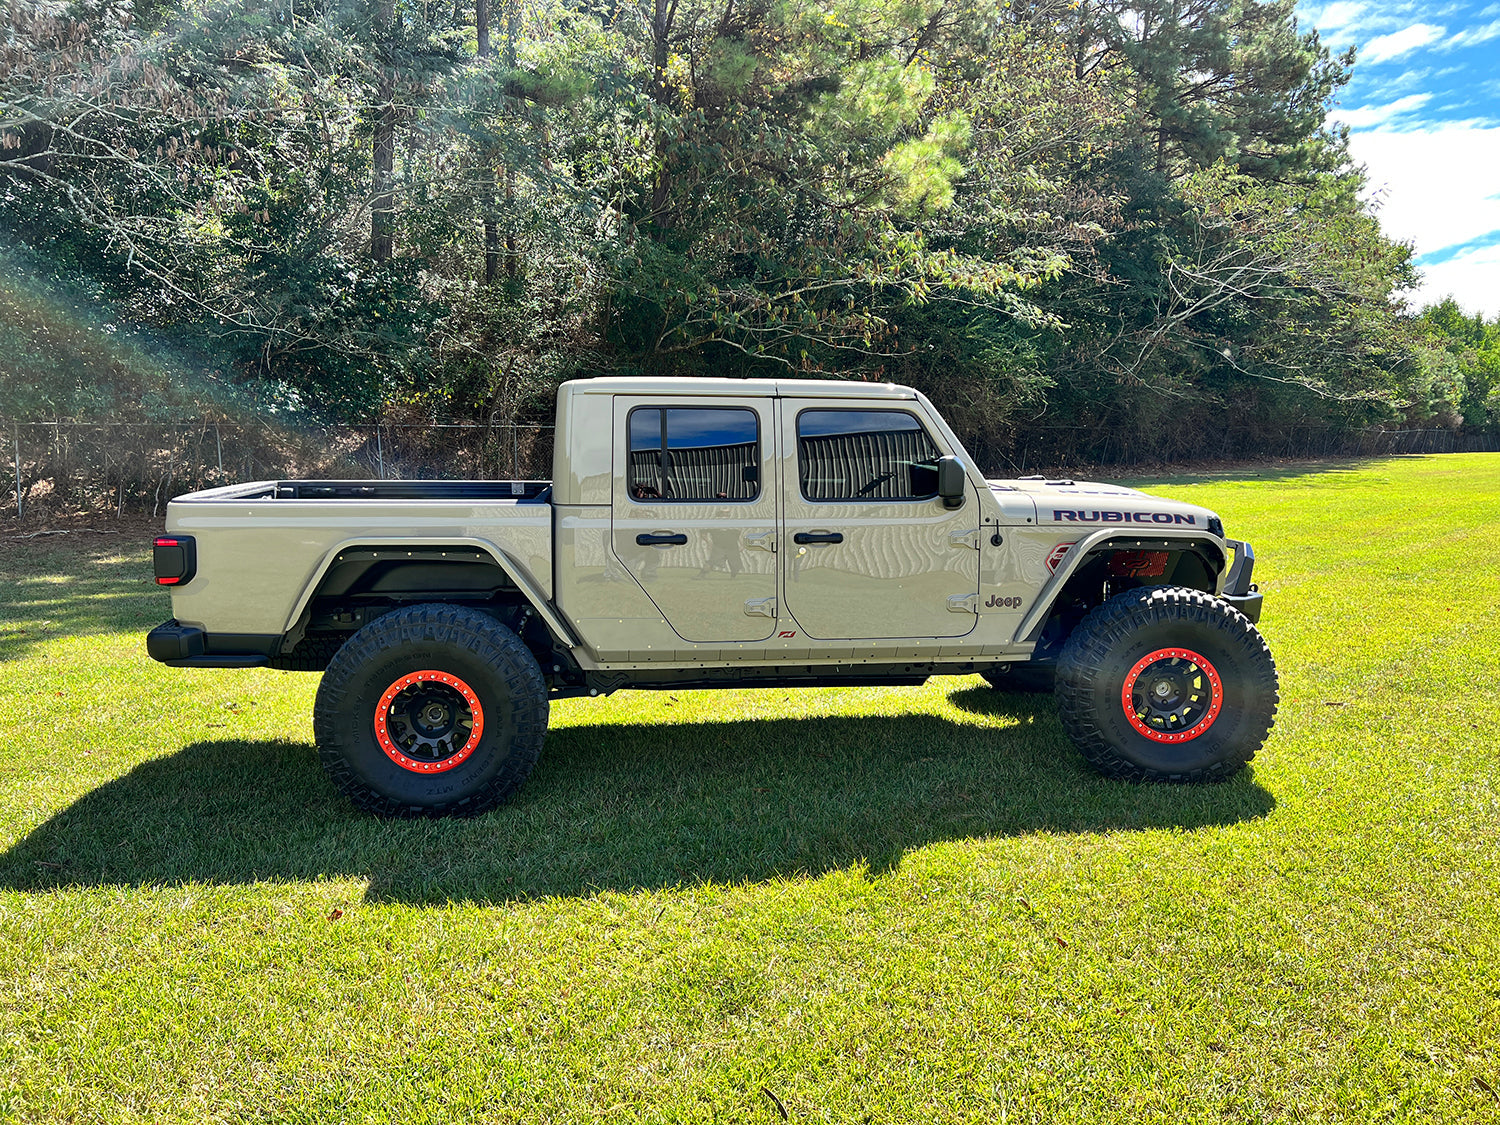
[0, 688, 1275, 906]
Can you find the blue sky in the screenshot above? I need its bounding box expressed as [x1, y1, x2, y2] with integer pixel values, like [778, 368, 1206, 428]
[1297, 0, 1500, 317]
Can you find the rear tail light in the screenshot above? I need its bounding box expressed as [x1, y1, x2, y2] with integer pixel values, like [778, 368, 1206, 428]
[153, 536, 197, 587]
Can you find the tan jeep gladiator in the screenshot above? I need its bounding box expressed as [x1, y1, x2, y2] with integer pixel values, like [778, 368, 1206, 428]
[147, 377, 1276, 816]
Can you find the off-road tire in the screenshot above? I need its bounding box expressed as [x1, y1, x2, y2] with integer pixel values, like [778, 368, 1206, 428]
[1055, 586, 1277, 783]
[313, 603, 548, 817]
[982, 662, 1056, 693]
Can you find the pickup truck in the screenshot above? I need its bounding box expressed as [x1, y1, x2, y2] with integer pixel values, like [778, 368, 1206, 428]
[147, 376, 1276, 816]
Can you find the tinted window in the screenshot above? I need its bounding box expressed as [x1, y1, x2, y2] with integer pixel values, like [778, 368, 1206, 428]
[628, 407, 759, 502]
[797, 409, 942, 501]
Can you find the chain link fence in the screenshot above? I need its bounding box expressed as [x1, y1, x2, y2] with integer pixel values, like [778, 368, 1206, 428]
[1, 421, 555, 520]
[2, 417, 1498, 520]
[981, 424, 1500, 478]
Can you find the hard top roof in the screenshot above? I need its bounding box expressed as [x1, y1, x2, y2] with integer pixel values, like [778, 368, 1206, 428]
[560, 376, 917, 400]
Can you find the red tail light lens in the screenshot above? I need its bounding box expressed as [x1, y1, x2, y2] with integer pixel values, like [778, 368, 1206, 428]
[153, 536, 196, 587]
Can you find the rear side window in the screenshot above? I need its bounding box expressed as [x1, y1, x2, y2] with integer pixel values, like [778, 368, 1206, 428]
[797, 409, 942, 501]
[628, 407, 760, 502]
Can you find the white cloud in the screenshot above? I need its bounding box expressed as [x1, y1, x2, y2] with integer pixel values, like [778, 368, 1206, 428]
[1410, 244, 1500, 318]
[1348, 122, 1500, 314]
[1313, 0, 1370, 32]
[1362, 23, 1446, 63]
[1385, 68, 1430, 89]
[1300, 1, 1415, 47]
[1332, 92, 1433, 128]
[1444, 19, 1500, 49]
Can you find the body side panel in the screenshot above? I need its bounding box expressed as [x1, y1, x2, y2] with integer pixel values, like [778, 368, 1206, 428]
[551, 387, 613, 506]
[166, 500, 553, 636]
[608, 393, 780, 644]
[553, 502, 680, 662]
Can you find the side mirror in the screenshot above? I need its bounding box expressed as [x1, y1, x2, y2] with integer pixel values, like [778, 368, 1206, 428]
[937, 456, 966, 509]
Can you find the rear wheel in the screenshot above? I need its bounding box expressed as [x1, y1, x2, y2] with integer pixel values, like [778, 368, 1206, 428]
[313, 604, 548, 817]
[1055, 586, 1277, 782]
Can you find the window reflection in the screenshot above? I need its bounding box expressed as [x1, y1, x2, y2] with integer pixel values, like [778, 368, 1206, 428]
[628, 407, 759, 501]
[797, 409, 941, 501]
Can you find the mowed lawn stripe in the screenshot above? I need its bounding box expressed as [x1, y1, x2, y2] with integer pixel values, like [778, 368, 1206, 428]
[0, 455, 1497, 1122]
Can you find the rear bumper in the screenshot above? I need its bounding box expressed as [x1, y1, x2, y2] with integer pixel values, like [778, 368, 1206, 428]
[147, 620, 274, 667]
[1221, 540, 1263, 623]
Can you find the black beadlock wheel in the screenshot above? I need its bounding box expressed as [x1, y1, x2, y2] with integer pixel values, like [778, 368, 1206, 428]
[313, 604, 548, 817]
[1054, 586, 1278, 783]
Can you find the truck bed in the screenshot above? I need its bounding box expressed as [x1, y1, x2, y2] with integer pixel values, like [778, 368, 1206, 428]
[191, 479, 553, 502]
[162, 479, 556, 641]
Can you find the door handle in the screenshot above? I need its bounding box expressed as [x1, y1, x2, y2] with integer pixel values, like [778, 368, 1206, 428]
[636, 532, 688, 546]
[793, 532, 843, 545]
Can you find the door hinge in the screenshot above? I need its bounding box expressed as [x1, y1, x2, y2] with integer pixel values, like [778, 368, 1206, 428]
[947, 593, 979, 613]
[744, 530, 777, 553]
[744, 597, 778, 618]
[948, 529, 981, 550]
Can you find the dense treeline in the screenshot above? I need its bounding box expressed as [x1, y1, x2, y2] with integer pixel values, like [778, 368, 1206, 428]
[1, 0, 1495, 470]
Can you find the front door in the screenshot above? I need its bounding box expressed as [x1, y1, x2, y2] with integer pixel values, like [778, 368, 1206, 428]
[780, 402, 980, 640]
[610, 397, 779, 643]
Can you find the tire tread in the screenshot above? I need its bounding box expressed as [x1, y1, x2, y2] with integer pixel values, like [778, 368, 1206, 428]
[1055, 586, 1278, 783]
[312, 604, 547, 817]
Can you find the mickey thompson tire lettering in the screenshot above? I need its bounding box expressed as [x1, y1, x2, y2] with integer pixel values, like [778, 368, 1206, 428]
[313, 603, 548, 817]
[1054, 586, 1278, 783]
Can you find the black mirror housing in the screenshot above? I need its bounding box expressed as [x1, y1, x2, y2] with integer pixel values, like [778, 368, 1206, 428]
[937, 456, 966, 509]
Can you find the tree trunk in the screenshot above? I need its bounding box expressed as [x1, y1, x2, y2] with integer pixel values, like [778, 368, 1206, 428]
[371, 0, 397, 262]
[477, 0, 500, 282]
[502, 0, 520, 280]
[648, 0, 677, 226]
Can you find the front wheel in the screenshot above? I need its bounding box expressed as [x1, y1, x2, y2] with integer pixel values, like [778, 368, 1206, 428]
[1055, 586, 1277, 783]
[313, 604, 548, 817]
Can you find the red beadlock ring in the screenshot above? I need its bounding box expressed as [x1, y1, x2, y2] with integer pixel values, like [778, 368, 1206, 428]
[1121, 647, 1223, 743]
[374, 670, 485, 773]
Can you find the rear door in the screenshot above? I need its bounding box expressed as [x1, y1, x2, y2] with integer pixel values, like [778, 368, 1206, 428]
[780, 402, 980, 640]
[610, 397, 779, 643]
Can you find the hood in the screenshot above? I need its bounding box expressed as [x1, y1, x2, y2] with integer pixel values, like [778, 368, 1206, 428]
[988, 476, 1221, 535]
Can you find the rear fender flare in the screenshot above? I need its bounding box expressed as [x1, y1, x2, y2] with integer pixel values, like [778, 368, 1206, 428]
[282, 536, 578, 649]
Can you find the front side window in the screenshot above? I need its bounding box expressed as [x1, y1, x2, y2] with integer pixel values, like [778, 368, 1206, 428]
[797, 409, 942, 501]
[628, 407, 760, 502]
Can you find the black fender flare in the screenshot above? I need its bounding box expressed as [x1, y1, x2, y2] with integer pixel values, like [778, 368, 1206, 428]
[280, 536, 580, 652]
[1014, 528, 1228, 644]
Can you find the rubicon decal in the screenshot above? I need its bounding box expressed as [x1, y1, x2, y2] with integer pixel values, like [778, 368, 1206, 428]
[1052, 509, 1196, 525]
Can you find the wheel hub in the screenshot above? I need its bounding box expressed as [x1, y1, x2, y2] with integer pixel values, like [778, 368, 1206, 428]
[1121, 648, 1223, 743]
[414, 697, 454, 736]
[374, 671, 486, 773]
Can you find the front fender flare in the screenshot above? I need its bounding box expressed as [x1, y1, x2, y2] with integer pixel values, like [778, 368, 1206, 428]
[1013, 529, 1227, 644]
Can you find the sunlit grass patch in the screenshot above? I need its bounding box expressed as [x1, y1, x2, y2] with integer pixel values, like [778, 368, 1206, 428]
[0, 456, 1497, 1122]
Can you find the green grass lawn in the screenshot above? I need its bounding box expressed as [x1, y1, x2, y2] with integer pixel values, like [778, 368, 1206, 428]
[1, 456, 1497, 1123]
